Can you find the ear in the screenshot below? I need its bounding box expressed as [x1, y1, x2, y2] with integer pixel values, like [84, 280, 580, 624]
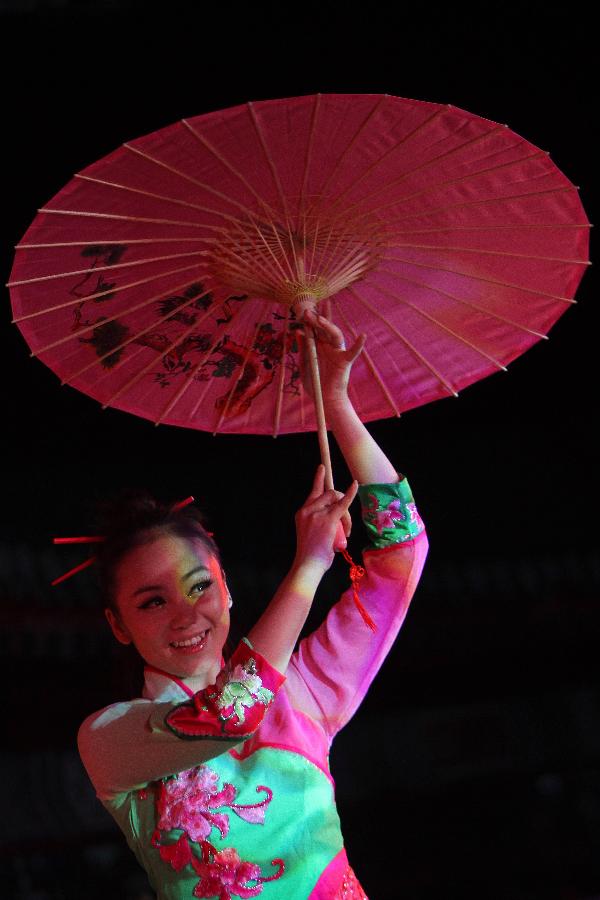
[221, 569, 232, 607]
[105, 608, 133, 646]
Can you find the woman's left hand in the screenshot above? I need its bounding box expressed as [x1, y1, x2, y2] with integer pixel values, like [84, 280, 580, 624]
[294, 465, 358, 573]
[302, 309, 365, 410]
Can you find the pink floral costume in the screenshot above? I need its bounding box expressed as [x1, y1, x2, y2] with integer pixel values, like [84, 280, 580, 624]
[78, 477, 427, 899]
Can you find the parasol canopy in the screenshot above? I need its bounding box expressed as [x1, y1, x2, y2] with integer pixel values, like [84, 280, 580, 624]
[8, 93, 590, 435]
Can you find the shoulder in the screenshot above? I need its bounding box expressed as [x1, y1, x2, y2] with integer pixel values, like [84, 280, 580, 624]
[77, 698, 151, 753]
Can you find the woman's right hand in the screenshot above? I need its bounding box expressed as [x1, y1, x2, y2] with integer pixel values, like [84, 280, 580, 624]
[293, 465, 358, 575]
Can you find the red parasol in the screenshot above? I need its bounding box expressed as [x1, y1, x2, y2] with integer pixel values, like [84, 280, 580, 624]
[8, 93, 590, 447]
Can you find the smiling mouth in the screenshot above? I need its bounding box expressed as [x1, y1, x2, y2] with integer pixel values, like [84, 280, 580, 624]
[170, 629, 209, 652]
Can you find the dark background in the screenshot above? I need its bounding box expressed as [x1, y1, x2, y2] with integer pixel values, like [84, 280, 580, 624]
[1, 1, 598, 898]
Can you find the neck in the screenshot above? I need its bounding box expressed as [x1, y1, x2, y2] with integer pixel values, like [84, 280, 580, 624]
[144, 661, 222, 696]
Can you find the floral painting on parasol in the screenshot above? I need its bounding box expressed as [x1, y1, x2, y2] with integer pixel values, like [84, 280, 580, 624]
[8, 93, 590, 437]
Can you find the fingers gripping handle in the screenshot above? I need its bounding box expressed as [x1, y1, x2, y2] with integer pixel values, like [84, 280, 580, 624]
[298, 304, 346, 552]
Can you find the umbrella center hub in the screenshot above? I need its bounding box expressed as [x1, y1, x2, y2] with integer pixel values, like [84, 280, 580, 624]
[208, 207, 383, 307]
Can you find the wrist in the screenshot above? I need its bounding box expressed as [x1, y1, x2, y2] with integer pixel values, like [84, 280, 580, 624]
[323, 393, 354, 421]
[289, 556, 330, 589]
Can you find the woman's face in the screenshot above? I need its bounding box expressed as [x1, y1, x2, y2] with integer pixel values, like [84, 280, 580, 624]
[106, 531, 230, 688]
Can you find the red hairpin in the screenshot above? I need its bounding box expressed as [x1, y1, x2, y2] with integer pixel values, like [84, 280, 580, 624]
[52, 496, 198, 586]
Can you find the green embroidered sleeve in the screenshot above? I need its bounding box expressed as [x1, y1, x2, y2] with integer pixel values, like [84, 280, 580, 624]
[358, 477, 425, 549]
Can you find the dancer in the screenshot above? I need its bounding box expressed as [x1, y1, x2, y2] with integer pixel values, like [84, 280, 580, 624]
[78, 312, 428, 899]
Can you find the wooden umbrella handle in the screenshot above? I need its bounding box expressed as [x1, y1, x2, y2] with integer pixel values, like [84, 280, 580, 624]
[301, 315, 347, 552]
[303, 324, 334, 491]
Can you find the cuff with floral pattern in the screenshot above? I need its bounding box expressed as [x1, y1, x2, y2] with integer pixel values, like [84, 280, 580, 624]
[165, 638, 286, 740]
[358, 477, 425, 549]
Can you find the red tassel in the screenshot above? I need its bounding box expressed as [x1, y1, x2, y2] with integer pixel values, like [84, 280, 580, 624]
[340, 548, 376, 632]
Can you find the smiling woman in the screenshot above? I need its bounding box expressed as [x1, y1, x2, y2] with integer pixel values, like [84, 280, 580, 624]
[104, 526, 231, 689]
[76, 315, 428, 900]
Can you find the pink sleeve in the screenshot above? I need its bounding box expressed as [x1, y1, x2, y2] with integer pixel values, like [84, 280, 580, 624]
[286, 527, 428, 742]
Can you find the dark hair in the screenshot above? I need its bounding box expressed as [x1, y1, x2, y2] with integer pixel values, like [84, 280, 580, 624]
[95, 489, 221, 613]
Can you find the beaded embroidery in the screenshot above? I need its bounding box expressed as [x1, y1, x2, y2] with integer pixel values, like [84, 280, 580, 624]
[363, 494, 405, 535]
[191, 843, 284, 899]
[362, 492, 423, 540]
[150, 764, 282, 897]
[155, 765, 274, 844]
[211, 658, 275, 726]
[334, 865, 368, 899]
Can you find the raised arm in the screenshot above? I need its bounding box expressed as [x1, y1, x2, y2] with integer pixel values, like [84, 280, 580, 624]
[247, 465, 358, 673]
[303, 309, 399, 485]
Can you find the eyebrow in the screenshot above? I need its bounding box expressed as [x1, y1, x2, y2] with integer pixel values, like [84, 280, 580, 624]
[132, 565, 211, 597]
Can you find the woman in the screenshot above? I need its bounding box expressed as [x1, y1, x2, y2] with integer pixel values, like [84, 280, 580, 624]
[78, 311, 428, 899]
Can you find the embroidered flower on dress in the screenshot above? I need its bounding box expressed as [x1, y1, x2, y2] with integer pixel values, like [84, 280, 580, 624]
[157, 766, 236, 842]
[212, 658, 275, 725]
[363, 494, 406, 535]
[191, 844, 285, 900]
[192, 846, 263, 899]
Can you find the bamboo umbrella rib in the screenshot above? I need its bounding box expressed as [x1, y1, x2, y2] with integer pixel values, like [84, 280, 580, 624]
[314, 218, 341, 282]
[247, 211, 296, 284]
[320, 237, 373, 285]
[123, 142, 274, 223]
[272, 312, 291, 437]
[371, 283, 508, 370]
[299, 94, 322, 221]
[348, 286, 459, 397]
[37, 207, 226, 233]
[7, 250, 207, 287]
[374, 185, 578, 228]
[247, 104, 294, 237]
[177, 126, 296, 284]
[154, 298, 247, 425]
[99, 294, 235, 407]
[333, 147, 548, 224]
[235, 215, 295, 283]
[33, 276, 215, 355]
[246, 105, 303, 283]
[327, 117, 506, 213]
[181, 119, 280, 223]
[210, 251, 281, 295]
[306, 96, 427, 216]
[213, 211, 295, 288]
[379, 223, 592, 235]
[375, 267, 549, 338]
[75, 173, 256, 230]
[333, 133, 530, 219]
[213, 303, 270, 435]
[210, 213, 286, 284]
[15, 238, 210, 249]
[383, 241, 591, 265]
[327, 263, 378, 298]
[13, 262, 204, 322]
[317, 218, 381, 285]
[332, 297, 401, 417]
[60, 286, 220, 383]
[308, 214, 321, 276]
[63, 339, 145, 387]
[380, 255, 576, 302]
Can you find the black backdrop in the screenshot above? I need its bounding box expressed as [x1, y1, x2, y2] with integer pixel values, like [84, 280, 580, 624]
[1, 2, 598, 898]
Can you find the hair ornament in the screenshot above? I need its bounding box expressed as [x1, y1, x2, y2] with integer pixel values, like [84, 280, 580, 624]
[51, 496, 200, 586]
[170, 496, 195, 512]
[53, 536, 106, 545]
